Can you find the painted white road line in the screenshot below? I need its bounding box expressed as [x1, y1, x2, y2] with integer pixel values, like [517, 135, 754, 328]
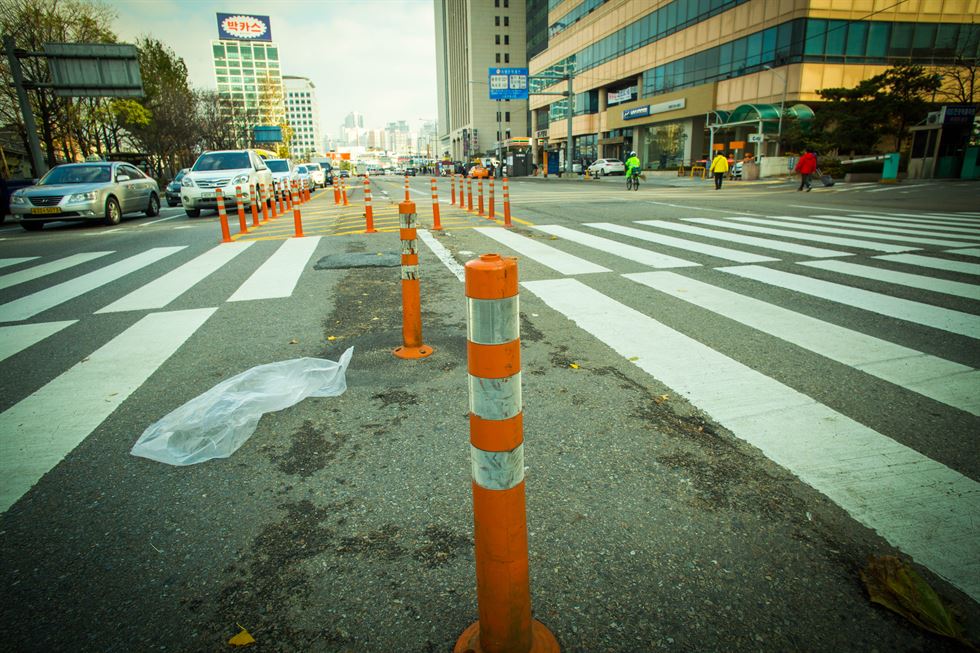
[719, 265, 980, 339]
[865, 185, 904, 193]
[228, 237, 320, 301]
[784, 215, 980, 240]
[0, 257, 39, 270]
[584, 222, 778, 264]
[948, 248, 980, 258]
[418, 229, 465, 282]
[790, 206, 977, 219]
[797, 259, 980, 301]
[0, 247, 185, 323]
[850, 211, 980, 224]
[872, 254, 980, 276]
[730, 217, 978, 248]
[687, 218, 917, 253]
[138, 213, 186, 226]
[0, 252, 114, 291]
[522, 277, 980, 601]
[625, 271, 980, 415]
[647, 200, 759, 215]
[0, 321, 77, 363]
[97, 242, 251, 313]
[635, 220, 851, 258]
[533, 224, 700, 269]
[0, 308, 216, 512]
[844, 214, 980, 231]
[472, 227, 610, 275]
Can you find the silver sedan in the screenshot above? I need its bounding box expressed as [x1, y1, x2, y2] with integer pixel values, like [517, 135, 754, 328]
[8, 162, 161, 231]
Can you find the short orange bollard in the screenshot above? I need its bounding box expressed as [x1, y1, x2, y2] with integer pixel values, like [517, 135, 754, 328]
[451, 174, 456, 206]
[393, 200, 433, 360]
[467, 177, 474, 212]
[503, 177, 512, 228]
[260, 183, 271, 222]
[488, 178, 495, 220]
[249, 183, 260, 227]
[235, 185, 248, 234]
[478, 178, 485, 216]
[333, 177, 341, 205]
[455, 253, 559, 653]
[291, 181, 304, 238]
[430, 177, 442, 231]
[364, 176, 377, 233]
[215, 188, 232, 243]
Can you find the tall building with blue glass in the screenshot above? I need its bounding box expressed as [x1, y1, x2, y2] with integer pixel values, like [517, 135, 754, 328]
[527, 0, 979, 169]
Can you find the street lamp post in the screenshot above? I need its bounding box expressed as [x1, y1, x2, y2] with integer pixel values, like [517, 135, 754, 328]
[764, 64, 787, 157]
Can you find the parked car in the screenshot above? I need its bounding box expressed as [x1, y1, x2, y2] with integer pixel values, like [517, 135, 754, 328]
[468, 165, 489, 178]
[8, 162, 160, 231]
[404, 167, 418, 176]
[339, 169, 350, 178]
[180, 149, 273, 217]
[304, 162, 325, 188]
[295, 165, 312, 190]
[265, 158, 297, 198]
[587, 158, 626, 177]
[165, 168, 189, 206]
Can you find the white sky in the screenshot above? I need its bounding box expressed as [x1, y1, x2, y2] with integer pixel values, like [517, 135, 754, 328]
[106, 0, 437, 137]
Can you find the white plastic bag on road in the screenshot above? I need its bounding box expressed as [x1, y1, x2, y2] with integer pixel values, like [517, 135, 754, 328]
[131, 348, 354, 466]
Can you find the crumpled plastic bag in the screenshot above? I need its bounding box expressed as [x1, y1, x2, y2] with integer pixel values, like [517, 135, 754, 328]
[131, 348, 353, 465]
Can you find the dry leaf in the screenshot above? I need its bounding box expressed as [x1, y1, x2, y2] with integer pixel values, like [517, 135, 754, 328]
[288, 339, 298, 345]
[327, 336, 337, 341]
[569, 363, 579, 369]
[228, 624, 256, 646]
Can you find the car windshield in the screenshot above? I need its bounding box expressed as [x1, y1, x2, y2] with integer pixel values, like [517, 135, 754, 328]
[39, 165, 111, 185]
[266, 160, 289, 172]
[297, 166, 308, 173]
[193, 152, 250, 171]
[174, 170, 186, 182]
[306, 163, 320, 171]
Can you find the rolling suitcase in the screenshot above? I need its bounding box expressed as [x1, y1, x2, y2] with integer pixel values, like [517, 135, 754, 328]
[816, 168, 835, 187]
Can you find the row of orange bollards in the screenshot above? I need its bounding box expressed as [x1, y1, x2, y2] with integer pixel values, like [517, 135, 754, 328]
[214, 179, 310, 244]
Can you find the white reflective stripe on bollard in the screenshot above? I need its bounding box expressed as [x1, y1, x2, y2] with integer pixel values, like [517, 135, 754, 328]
[468, 372, 522, 420]
[466, 296, 520, 345]
[470, 443, 525, 490]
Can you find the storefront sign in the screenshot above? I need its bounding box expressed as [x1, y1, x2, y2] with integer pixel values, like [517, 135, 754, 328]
[623, 98, 686, 121]
[748, 133, 765, 143]
[607, 87, 635, 106]
[505, 137, 531, 147]
[216, 13, 272, 41]
[729, 141, 746, 149]
[942, 104, 977, 125]
[623, 106, 650, 120]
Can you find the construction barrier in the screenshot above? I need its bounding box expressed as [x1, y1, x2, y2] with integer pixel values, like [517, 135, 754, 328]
[234, 185, 248, 234]
[503, 177, 512, 228]
[215, 188, 232, 244]
[393, 200, 433, 360]
[249, 183, 260, 227]
[430, 177, 442, 231]
[291, 180, 304, 238]
[467, 177, 474, 212]
[404, 175, 410, 202]
[455, 253, 559, 653]
[478, 179, 485, 217]
[488, 178, 495, 220]
[364, 176, 377, 234]
[451, 174, 456, 206]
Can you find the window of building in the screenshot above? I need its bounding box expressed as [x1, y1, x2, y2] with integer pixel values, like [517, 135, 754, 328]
[213, 44, 224, 57]
[495, 16, 500, 26]
[504, 0, 508, 6]
[496, 35, 500, 44]
[504, 53, 510, 63]
[504, 35, 509, 45]
[496, 53, 501, 63]
[495, 0, 499, 5]
[504, 16, 509, 26]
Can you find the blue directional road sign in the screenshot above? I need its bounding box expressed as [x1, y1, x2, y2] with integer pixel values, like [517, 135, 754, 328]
[488, 67, 529, 100]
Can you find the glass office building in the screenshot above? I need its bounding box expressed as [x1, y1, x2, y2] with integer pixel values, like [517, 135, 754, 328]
[211, 39, 286, 144]
[283, 76, 321, 159]
[528, 0, 980, 168]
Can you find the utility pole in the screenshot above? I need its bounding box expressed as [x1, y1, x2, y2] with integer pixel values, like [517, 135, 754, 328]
[3, 35, 47, 176]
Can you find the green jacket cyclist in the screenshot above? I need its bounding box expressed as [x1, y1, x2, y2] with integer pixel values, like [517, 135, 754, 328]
[625, 151, 641, 178]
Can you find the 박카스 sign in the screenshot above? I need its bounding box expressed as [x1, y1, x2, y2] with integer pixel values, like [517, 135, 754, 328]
[217, 13, 272, 41]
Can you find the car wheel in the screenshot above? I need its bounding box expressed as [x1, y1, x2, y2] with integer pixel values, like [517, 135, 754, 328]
[145, 193, 160, 217]
[167, 199, 179, 207]
[103, 196, 121, 225]
[21, 221, 43, 231]
[185, 208, 200, 218]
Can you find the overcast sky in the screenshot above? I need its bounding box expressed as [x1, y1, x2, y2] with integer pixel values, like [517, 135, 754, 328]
[107, 0, 438, 137]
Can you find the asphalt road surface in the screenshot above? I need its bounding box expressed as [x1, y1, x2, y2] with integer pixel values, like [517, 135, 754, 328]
[1, 175, 978, 652]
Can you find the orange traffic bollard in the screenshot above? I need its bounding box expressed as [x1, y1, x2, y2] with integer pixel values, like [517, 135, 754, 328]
[543, 151, 548, 179]
[488, 178, 495, 220]
[503, 177, 512, 228]
[451, 174, 456, 205]
[393, 200, 433, 360]
[291, 181, 304, 238]
[478, 178, 485, 216]
[404, 174, 410, 202]
[260, 183, 271, 222]
[285, 180, 293, 210]
[235, 185, 248, 234]
[333, 177, 341, 205]
[274, 181, 282, 216]
[342, 178, 349, 206]
[364, 175, 377, 233]
[467, 177, 474, 212]
[455, 254, 559, 653]
[430, 177, 442, 231]
[215, 188, 232, 243]
[249, 183, 260, 227]
[305, 179, 311, 202]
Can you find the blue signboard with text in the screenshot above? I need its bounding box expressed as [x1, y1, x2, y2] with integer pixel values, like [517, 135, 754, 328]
[217, 13, 272, 41]
[489, 67, 529, 100]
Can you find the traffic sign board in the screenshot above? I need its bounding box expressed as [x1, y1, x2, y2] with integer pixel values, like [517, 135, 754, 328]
[488, 67, 528, 100]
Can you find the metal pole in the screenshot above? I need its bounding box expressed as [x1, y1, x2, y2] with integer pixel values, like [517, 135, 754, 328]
[776, 70, 787, 157]
[496, 99, 502, 178]
[566, 74, 574, 175]
[3, 35, 47, 176]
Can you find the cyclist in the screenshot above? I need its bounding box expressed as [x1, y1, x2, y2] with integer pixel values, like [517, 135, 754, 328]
[625, 150, 641, 190]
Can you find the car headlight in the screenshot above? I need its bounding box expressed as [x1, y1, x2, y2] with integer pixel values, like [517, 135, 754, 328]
[232, 174, 249, 185]
[10, 193, 27, 205]
[68, 191, 96, 202]
[182, 177, 196, 187]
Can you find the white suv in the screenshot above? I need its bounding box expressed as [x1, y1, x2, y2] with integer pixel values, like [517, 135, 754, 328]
[181, 149, 274, 217]
[304, 162, 325, 188]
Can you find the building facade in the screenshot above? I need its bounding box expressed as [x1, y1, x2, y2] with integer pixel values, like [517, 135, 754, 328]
[434, 0, 530, 161]
[283, 76, 322, 159]
[528, 0, 980, 169]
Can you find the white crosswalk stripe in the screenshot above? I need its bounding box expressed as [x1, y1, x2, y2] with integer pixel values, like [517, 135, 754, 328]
[533, 224, 699, 268]
[781, 215, 980, 240]
[0, 252, 114, 291]
[729, 217, 979, 248]
[584, 222, 779, 263]
[838, 214, 980, 232]
[472, 227, 609, 275]
[0, 257, 39, 270]
[797, 259, 980, 300]
[872, 253, 980, 275]
[0, 321, 77, 363]
[635, 220, 851, 258]
[686, 217, 918, 252]
[229, 236, 322, 301]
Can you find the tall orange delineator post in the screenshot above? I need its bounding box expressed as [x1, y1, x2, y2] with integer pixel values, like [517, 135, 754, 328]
[478, 178, 485, 216]
[333, 177, 341, 205]
[260, 183, 271, 222]
[274, 182, 283, 215]
[235, 185, 248, 234]
[215, 188, 232, 244]
[291, 180, 304, 238]
[455, 254, 560, 653]
[285, 181, 293, 210]
[543, 152, 548, 179]
[451, 174, 456, 205]
[459, 175, 466, 209]
[393, 200, 434, 360]
[342, 178, 349, 206]
[488, 178, 495, 220]
[364, 175, 377, 233]
[404, 174, 410, 202]
[467, 177, 474, 212]
[503, 177, 512, 228]
[249, 183, 260, 227]
[430, 177, 442, 231]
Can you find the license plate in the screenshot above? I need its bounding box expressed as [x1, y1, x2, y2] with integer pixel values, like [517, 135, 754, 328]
[31, 207, 61, 215]
[202, 192, 215, 199]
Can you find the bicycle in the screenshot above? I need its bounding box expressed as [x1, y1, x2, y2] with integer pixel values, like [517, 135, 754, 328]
[626, 169, 640, 191]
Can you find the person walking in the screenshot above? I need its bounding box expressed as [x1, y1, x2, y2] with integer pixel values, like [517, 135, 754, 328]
[795, 148, 818, 191]
[709, 151, 729, 189]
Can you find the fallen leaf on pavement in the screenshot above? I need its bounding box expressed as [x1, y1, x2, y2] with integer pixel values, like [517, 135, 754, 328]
[228, 624, 256, 646]
[288, 339, 298, 345]
[569, 363, 579, 369]
[327, 336, 337, 341]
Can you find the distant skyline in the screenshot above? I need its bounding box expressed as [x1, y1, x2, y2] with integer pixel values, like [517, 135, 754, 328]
[107, 0, 438, 139]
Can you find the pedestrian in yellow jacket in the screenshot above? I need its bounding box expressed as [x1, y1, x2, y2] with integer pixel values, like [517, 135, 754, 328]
[709, 152, 729, 190]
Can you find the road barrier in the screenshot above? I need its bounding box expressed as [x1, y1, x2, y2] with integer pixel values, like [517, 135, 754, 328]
[458, 175, 465, 209]
[259, 183, 270, 222]
[342, 178, 349, 206]
[404, 174, 410, 202]
[333, 177, 341, 205]
[249, 183, 260, 227]
[305, 179, 311, 202]
[234, 185, 249, 234]
[451, 174, 456, 205]
[467, 177, 474, 212]
[393, 200, 433, 360]
[291, 180, 304, 238]
[455, 253, 559, 653]
[430, 177, 442, 231]
[274, 181, 282, 216]
[285, 181, 293, 210]
[364, 176, 377, 234]
[215, 188, 232, 243]
[503, 177, 512, 228]
[488, 178, 495, 220]
[478, 178, 485, 217]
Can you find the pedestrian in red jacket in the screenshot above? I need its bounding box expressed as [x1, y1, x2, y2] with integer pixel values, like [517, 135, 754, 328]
[795, 148, 818, 191]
